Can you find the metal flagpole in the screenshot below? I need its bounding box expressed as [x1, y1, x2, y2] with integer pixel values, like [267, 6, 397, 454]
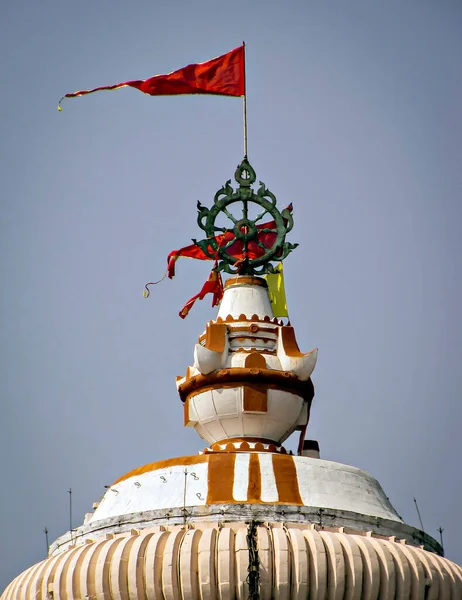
[68, 488, 73, 543]
[243, 42, 248, 158]
[44, 527, 49, 555]
[243, 95, 248, 158]
[413, 497, 425, 533]
[437, 527, 444, 550]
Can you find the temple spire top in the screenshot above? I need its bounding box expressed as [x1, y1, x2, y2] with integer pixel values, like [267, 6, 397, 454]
[194, 159, 298, 276]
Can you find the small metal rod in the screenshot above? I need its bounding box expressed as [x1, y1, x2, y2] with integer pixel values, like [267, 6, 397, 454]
[243, 94, 248, 158]
[183, 469, 188, 526]
[68, 488, 73, 542]
[243, 199, 249, 261]
[44, 527, 49, 555]
[437, 527, 444, 551]
[413, 497, 425, 533]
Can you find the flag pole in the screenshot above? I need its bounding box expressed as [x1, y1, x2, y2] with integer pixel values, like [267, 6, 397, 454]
[243, 95, 248, 158]
[243, 42, 248, 158]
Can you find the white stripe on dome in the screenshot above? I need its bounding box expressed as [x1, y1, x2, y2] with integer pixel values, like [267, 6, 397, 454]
[232, 454, 250, 501]
[258, 452, 278, 502]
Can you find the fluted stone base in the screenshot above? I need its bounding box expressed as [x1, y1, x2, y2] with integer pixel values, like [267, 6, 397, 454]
[2, 522, 460, 600]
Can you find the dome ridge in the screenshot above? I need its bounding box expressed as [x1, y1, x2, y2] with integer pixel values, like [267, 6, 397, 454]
[3, 524, 460, 600]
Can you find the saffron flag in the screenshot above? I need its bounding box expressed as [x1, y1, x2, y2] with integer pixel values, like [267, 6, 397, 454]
[264, 263, 288, 317]
[179, 270, 223, 319]
[58, 45, 245, 110]
[167, 223, 275, 278]
[167, 242, 212, 279]
[167, 208, 293, 278]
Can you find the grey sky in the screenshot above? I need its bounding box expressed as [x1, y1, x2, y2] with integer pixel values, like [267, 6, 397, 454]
[1, 0, 462, 588]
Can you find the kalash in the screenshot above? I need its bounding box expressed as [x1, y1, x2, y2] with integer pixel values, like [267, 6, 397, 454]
[2, 160, 461, 599]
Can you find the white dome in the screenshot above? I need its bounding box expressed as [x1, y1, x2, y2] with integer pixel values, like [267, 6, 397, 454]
[86, 453, 402, 525]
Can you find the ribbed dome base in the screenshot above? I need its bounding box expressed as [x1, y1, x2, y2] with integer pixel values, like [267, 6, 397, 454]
[3, 522, 461, 599]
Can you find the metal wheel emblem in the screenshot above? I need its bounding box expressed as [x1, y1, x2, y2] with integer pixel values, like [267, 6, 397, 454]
[193, 159, 298, 275]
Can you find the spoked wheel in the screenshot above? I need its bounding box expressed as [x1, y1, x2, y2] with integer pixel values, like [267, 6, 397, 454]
[194, 159, 297, 275]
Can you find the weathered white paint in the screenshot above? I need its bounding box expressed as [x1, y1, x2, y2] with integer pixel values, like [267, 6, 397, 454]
[187, 387, 305, 445]
[277, 339, 318, 381]
[258, 453, 279, 502]
[232, 454, 250, 502]
[49, 503, 443, 557]
[265, 390, 305, 442]
[227, 352, 281, 370]
[295, 458, 400, 522]
[88, 454, 402, 525]
[217, 280, 274, 320]
[91, 462, 209, 522]
[194, 342, 227, 374]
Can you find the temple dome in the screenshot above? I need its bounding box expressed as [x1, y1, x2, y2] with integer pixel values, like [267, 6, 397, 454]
[2, 276, 457, 600]
[3, 160, 460, 599]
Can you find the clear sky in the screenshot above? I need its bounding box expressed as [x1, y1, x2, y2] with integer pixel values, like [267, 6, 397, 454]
[1, 0, 462, 588]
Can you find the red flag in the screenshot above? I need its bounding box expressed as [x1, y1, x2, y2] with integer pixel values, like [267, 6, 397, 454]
[168, 207, 293, 316]
[167, 215, 289, 278]
[179, 270, 223, 319]
[167, 242, 213, 279]
[58, 46, 244, 109]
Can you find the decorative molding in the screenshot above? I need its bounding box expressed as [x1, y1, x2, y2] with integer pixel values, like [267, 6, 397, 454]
[224, 276, 268, 289]
[178, 368, 314, 403]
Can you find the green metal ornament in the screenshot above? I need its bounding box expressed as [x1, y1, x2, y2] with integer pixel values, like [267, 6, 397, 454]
[193, 159, 298, 275]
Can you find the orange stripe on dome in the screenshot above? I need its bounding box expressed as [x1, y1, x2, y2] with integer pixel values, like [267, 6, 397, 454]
[272, 454, 303, 505]
[247, 454, 262, 501]
[206, 454, 236, 503]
